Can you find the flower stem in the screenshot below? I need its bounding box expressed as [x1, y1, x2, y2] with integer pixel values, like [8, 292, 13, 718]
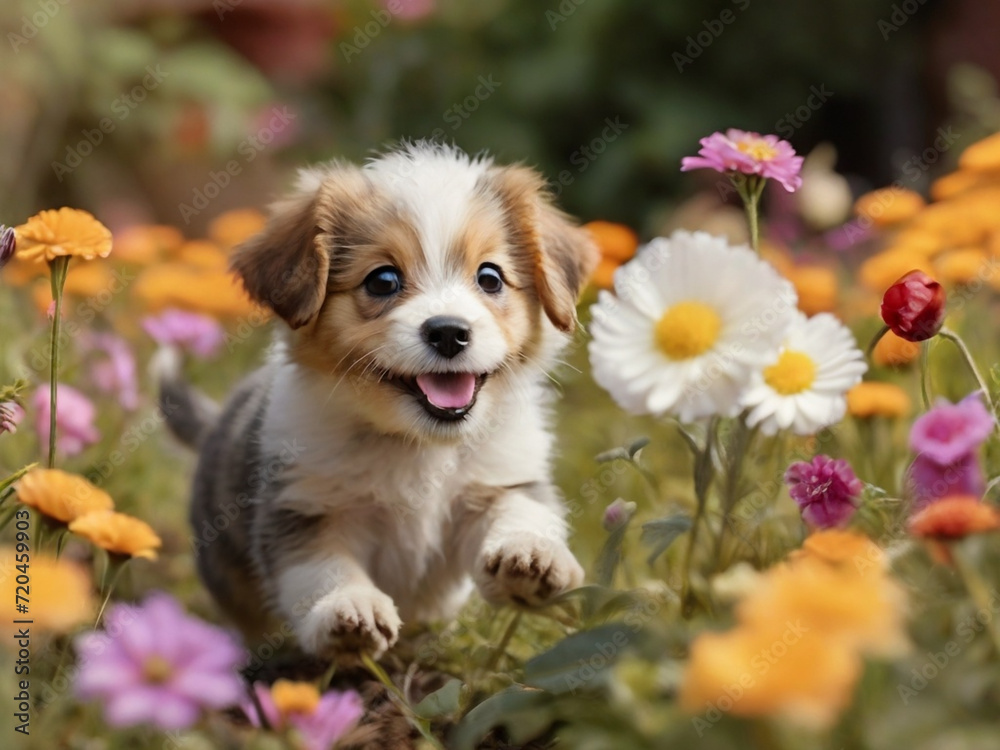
[361, 652, 445, 750]
[918, 341, 931, 410]
[681, 418, 718, 618]
[939, 327, 997, 420]
[864, 324, 890, 361]
[484, 610, 522, 672]
[711, 417, 754, 574]
[952, 544, 1000, 657]
[46, 256, 70, 468]
[734, 175, 766, 253]
[94, 554, 129, 628]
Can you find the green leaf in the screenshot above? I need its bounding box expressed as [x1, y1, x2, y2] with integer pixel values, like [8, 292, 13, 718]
[640, 514, 693, 567]
[413, 678, 463, 720]
[0, 463, 37, 499]
[523, 622, 637, 695]
[449, 686, 553, 750]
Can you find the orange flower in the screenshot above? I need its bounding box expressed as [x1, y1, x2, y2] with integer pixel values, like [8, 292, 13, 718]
[0, 547, 92, 640]
[791, 529, 887, 571]
[858, 250, 933, 293]
[174, 240, 229, 271]
[69, 510, 162, 560]
[16, 469, 114, 524]
[113, 224, 183, 264]
[134, 265, 261, 318]
[909, 496, 1000, 540]
[958, 131, 1000, 172]
[15, 208, 112, 263]
[32, 263, 116, 311]
[786, 264, 838, 315]
[584, 221, 638, 263]
[271, 680, 322, 715]
[872, 329, 920, 368]
[846, 382, 911, 418]
[930, 169, 1000, 201]
[590, 258, 618, 289]
[933, 247, 994, 286]
[681, 622, 861, 729]
[208, 209, 266, 249]
[854, 187, 925, 227]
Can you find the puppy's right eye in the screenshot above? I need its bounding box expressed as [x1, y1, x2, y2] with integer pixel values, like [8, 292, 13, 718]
[363, 266, 402, 296]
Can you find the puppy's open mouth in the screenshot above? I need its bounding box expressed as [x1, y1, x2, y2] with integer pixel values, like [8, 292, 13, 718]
[390, 372, 488, 421]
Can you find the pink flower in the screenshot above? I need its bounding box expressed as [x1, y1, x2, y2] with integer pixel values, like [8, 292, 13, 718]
[142, 308, 225, 359]
[0, 225, 15, 269]
[906, 453, 985, 510]
[909, 393, 994, 465]
[81, 332, 139, 411]
[385, 0, 435, 20]
[0, 402, 24, 435]
[245, 681, 364, 750]
[74, 593, 245, 730]
[681, 129, 804, 192]
[784, 455, 863, 528]
[33, 384, 100, 457]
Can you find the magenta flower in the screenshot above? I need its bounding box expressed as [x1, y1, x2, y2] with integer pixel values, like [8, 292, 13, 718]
[681, 129, 804, 192]
[81, 332, 139, 411]
[784, 455, 863, 528]
[245, 682, 364, 750]
[74, 593, 245, 730]
[909, 393, 994, 465]
[906, 453, 985, 510]
[0, 225, 15, 269]
[33, 384, 100, 457]
[0, 401, 24, 435]
[142, 308, 225, 359]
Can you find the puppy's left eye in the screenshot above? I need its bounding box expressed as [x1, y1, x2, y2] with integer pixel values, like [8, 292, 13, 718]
[476, 263, 504, 294]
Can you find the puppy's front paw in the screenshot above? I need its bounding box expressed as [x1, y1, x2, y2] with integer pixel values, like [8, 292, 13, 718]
[475, 536, 584, 608]
[297, 586, 402, 659]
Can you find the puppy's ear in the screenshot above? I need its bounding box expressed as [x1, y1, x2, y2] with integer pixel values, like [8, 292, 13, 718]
[230, 165, 369, 329]
[488, 166, 599, 333]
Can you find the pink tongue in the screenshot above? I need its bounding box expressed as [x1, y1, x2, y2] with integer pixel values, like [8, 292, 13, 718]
[416, 373, 477, 409]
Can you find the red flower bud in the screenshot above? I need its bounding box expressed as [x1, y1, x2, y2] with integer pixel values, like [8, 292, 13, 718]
[880, 270, 945, 342]
[0, 226, 14, 270]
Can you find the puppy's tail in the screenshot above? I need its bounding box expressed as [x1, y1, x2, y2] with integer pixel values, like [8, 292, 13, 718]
[151, 347, 221, 449]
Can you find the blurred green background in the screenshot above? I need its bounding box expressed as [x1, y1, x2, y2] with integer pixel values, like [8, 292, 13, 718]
[4, 0, 1000, 237]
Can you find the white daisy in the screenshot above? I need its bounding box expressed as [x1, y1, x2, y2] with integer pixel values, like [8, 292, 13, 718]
[588, 230, 798, 422]
[741, 311, 867, 435]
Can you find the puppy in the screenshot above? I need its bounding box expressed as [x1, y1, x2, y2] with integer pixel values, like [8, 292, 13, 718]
[162, 143, 598, 659]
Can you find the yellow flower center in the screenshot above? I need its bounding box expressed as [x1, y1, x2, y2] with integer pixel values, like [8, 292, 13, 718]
[737, 139, 778, 161]
[142, 655, 174, 684]
[655, 301, 722, 360]
[271, 680, 321, 716]
[764, 350, 817, 395]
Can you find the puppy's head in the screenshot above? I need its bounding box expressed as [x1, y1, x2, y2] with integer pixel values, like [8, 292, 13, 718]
[231, 144, 597, 440]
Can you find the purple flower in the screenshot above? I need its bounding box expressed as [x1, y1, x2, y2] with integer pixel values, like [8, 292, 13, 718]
[80, 332, 140, 411]
[74, 593, 245, 730]
[142, 308, 225, 359]
[784, 455, 863, 528]
[602, 498, 636, 531]
[681, 129, 804, 192]
[0, 401, 24, 435]
[909, 393, 994, 465]
[907, 453, 985, 510]
[0, 225, 15, 269]
[245, 681, 364, 750]
[33, 384, 100, 457]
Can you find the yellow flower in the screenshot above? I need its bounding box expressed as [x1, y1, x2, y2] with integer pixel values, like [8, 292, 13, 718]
[271, 680, 322, 716]
[933, 247, 993, 286]
[113, 224, 183, 264]
[846, 381, 912, 418]
[208, 208, 266, 249]
[930, 169, 1000, 201]
[134, 264, 261, 318]
[858, 250, 933, 292]
[791, 529, 887, 571]
[854, 187, 925, 227]
[15, 208, 112, 263]
[174, 240, 229, 271]
[16, 469, 114, 524]
[0, 547, 92, 641]
[585, 221, 638, 289]
[785, 264, 838, 315]
[681, 622, 861, 729]
[958, 131, 1000, 172]
[69, 511, 162, 560]
[872, 330, 920, 368]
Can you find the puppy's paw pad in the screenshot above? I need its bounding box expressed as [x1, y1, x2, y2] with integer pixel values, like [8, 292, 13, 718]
[475, 536, 584, 608]
[299, 587, 402, 659]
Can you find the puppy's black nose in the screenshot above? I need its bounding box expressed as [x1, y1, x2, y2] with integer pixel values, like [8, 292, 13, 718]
[421, 316, 471, 359]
